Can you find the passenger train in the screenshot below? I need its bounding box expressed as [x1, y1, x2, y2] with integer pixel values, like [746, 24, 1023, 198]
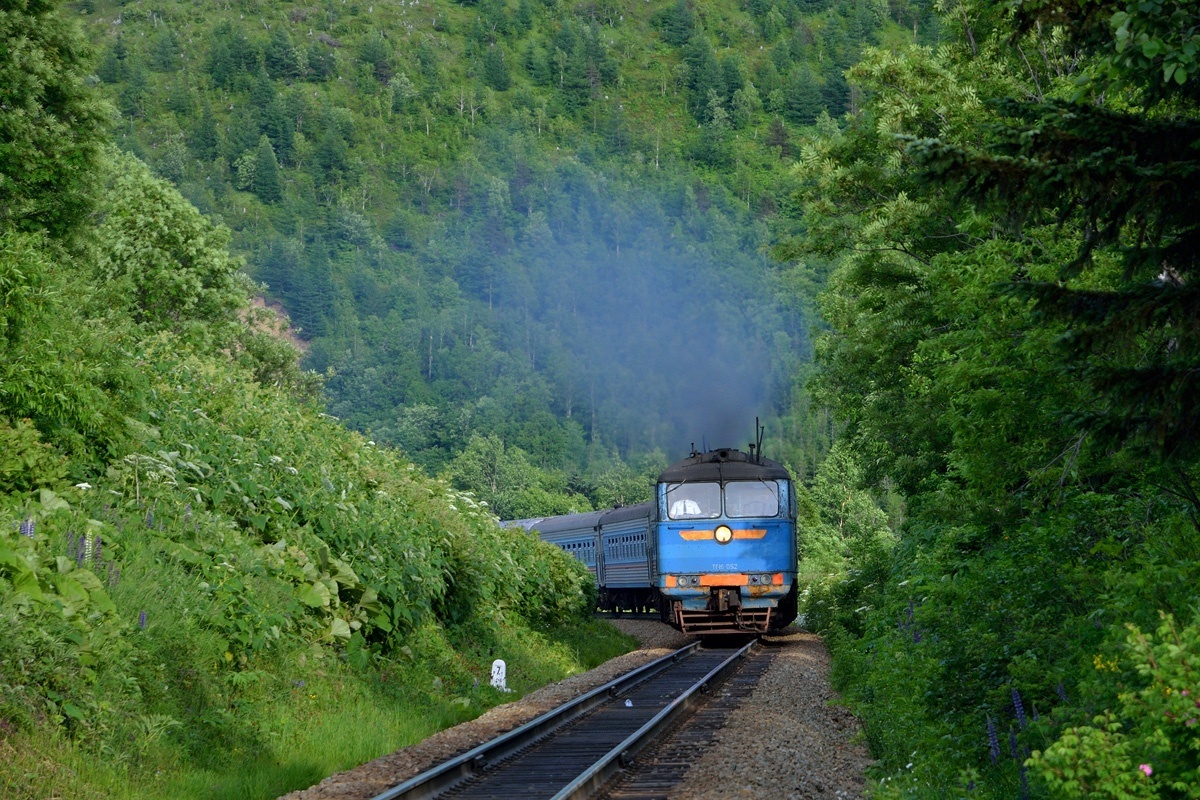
[507, 440, 798, 635]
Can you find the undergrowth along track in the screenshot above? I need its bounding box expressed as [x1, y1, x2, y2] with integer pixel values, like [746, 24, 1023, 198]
[370, 641, 763, 800]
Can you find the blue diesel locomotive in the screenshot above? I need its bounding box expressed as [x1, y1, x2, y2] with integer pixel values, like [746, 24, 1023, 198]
[508, 445, 798, 635]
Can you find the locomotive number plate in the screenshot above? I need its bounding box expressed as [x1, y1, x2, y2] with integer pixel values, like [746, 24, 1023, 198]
[711, 563, 738, 571]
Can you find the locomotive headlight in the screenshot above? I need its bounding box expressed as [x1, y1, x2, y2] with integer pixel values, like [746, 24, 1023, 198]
[714, 525, 734, 545]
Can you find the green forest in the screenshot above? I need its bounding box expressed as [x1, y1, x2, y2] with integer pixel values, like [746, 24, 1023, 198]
[82, 0, 880, 485]
[2, 0, 1199, 797]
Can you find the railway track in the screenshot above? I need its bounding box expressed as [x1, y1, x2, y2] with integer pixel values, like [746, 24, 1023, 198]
[592, 610, 662, 622]
[369, 641, 767, 800]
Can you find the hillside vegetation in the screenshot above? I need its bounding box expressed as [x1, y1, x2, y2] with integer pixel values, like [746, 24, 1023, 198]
[76, 0, 931, 492]
[788, 1, 1200, 798]
[0, 4, 630, 798]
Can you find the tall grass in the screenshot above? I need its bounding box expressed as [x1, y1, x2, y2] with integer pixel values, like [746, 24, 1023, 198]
[1, 618, 635, 799]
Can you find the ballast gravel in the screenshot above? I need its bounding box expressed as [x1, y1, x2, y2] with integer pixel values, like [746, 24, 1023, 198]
[667, 629, 872, 799]
[278, 621, 869, 800]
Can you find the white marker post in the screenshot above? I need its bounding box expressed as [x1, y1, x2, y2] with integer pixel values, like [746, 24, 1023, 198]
[490, 659, 512, 692]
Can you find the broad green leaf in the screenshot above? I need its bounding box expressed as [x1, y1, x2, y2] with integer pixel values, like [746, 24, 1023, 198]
[297, 580, 330, 608]
[329, 618, 351, 639]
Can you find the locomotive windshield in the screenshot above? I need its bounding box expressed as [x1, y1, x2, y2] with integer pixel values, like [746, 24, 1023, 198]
[665, 480, 785, 520]
[666, 482, 721, 519]
[725, 480, 781, 518]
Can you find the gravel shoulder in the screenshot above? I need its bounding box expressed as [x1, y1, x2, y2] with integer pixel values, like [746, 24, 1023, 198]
[668, 628, 872, 799]
[278, 621, 869, 800]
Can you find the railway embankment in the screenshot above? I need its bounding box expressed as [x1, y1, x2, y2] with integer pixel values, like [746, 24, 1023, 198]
[666, 628, 870, 800]
[279, 621, 869, 800]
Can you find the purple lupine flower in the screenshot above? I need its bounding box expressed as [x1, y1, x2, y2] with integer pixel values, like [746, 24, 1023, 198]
[145, 510, 154, 529]
[75, 536, 87, 567]
[94, 535, 103, 564]
[138, 610, 147, 630]
[1056, 683, 1069, 703]
[67, 531, 77, 555]
[1010, 729, 1020, 759]
[987, 716, 1001, 763]
[19, 518, 34, 538]
[1012, 688, 1027, 729]
[1020, 763, 1030, 800]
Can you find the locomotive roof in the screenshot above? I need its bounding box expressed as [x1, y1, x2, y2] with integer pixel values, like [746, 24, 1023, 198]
[657, 448, 791, 483]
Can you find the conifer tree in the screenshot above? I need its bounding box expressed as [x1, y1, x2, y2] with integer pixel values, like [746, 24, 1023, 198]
[250, 70, 276, 109]
[265, 27, 300, 80]
[189, 105, 220, 162]
[118, 57, 148, 119]
[783, 65, 822, 124]
[149, 28, 180, 73]
[206, 38, 235, 88]
[306, 42, 336, 81]
[819, 68, 848, 116]
[684, 34, 721, 121]
[766, 115, 790, 158]
[560, 42, 595, 110]
[314, 127, 348, 178]
[251, 136, 282, 203]
[658, 0, 697, 47]
[523, 41, 552, 85]
[482, 45, 511, 92]
[223, 106, 261, 162]
[261, 100, 294, 165]
[720, 57, 746, 105]
[360, 35, 393, 83]
[97, 35, 129, 83]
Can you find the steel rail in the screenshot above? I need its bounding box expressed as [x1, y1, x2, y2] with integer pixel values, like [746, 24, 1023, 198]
[370, 642, 702, 800]
[548, 640, 754, 800]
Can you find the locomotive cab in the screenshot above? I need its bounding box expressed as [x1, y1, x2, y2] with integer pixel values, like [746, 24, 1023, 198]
[653, 448, 798, 634]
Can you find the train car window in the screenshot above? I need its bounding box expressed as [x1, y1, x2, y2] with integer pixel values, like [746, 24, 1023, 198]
[725, 480, 781, 518]
[665, 482, 721, 519]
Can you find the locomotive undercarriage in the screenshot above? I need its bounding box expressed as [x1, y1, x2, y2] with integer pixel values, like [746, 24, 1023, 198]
[673, 603, 774, 634]
[665, 583, 798, 634]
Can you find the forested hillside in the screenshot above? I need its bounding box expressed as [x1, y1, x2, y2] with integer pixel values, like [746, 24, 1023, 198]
[76, 0, 935, 495]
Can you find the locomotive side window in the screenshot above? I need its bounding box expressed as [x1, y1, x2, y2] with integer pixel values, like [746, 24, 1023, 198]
[725, 480, 782, 518]
[666, 482, 721, 519]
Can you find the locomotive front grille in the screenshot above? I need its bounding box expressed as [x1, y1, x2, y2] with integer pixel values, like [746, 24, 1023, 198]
[674, 604, 774, 634]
